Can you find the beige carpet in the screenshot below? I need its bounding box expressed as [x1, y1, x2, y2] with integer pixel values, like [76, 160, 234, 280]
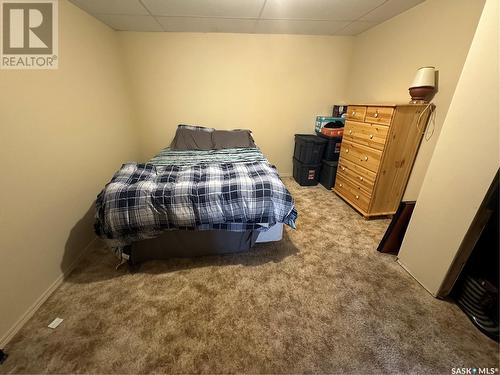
[2, 178, 498, 374]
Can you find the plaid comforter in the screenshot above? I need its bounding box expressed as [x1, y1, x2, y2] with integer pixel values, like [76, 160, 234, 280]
[150, 147, 268, 166]
[95, 149, 297, 248]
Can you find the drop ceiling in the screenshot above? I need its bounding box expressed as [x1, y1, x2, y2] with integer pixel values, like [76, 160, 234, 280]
[69, 0, 425, 35]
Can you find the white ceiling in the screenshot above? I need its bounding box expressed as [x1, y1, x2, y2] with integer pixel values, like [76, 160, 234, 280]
[69, 0, 425, 35]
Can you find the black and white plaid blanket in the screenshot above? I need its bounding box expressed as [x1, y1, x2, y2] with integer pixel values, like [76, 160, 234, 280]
[95, 159, 297, 248]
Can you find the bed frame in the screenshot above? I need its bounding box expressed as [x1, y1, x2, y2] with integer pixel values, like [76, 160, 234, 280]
[125, 223, 284, 265]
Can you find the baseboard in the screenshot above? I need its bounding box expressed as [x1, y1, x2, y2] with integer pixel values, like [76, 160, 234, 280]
[0, 237, 97, 348]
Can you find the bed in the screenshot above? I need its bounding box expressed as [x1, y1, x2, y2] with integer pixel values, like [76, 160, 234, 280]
[95, 125, 297, 265]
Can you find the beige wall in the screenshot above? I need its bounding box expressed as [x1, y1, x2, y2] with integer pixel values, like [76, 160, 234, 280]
[117, 32, 353, 173]
[347, 0, 485, 200]
[117, 0, 485, 190]
[0, 1, 139, 344]
[397, 0, 498, 296]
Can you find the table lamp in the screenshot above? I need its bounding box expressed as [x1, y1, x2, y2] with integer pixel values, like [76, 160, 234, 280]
[409, 66, 436, 103]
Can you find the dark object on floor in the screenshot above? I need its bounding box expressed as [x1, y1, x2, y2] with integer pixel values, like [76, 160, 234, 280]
[0, 349, 8, 364]
[451, 172, 499, 342]
[319, 159, 338, 190]
[293, 157, 321, 186]
[293, 134, 327, 164]
[377, 201, 416, 254]
[127, 229, 259, 265]
[319, 134, 343, 162]
[455, 276, 499, 342]
[440, 172, 499, 296]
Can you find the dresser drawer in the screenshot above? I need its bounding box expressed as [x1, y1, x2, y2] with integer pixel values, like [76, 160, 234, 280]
[338, 158, 376, 195]
[365, 106, 394, 125]
[337, 169, 373, 197]
[346, 106, 366, 122]
[343, 120, 389, 151]
[340, 140, 382, 173]
[334, 174, 371, 212]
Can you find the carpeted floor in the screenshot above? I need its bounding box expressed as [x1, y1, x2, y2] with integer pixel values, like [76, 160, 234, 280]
[2, 178, 498, 374]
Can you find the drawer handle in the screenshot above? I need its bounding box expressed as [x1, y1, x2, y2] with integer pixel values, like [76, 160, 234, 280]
[345, 149, 349, 153]
[362, 156, 368, 161]
[359, 177, 363, 181]
[349, 130, 352, 135]
[339, 183, 343, 187]
[369, 134, 373, 139]
[355, 195, 359, 199]
[341, 166, 346, 171]
[352, 111, 356, 117]
[374, 111, 379, 118]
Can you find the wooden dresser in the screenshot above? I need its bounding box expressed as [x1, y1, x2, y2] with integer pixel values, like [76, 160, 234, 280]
[333, 104, 432, 218]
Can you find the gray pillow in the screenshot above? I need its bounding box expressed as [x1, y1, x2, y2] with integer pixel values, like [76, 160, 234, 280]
[212, 130, 256, 149]
[170, 125, 214, 150]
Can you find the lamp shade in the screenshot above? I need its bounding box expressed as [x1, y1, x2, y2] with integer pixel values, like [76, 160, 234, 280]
[410, 66, 435, 88]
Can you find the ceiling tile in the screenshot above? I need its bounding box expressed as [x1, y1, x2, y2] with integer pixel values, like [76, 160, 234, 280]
[255, 19, 349, 35]
[70, 0, 149, 15]
[360, 0, 425, 22]
[335, 21, 377, 35]
[71, 0, 425, 34]
[156, 17, 258, 33]
[93, 14, 163, 31]
[261, 0, 386, 21]
[142, 0, 265, 18]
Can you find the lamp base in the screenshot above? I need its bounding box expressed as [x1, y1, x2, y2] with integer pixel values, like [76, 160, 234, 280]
[409, 86, 434, 102]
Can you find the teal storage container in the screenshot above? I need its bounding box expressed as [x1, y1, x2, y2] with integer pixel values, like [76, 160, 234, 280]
[315, 116, 344, 134]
